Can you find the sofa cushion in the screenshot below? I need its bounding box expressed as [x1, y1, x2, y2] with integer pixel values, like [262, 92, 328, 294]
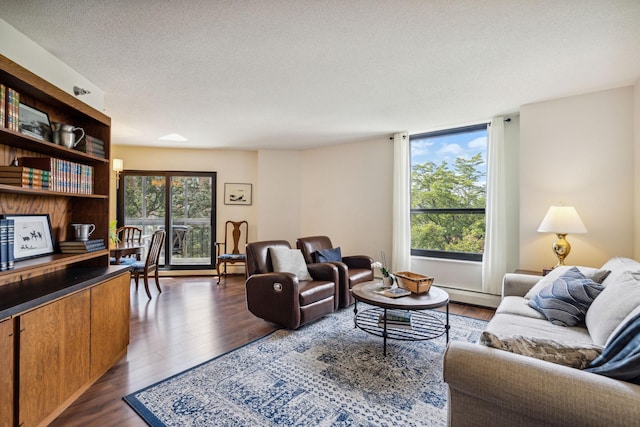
[525, 266, 610, 299]
[600, 256, 640, 288]
[269, 247, 312, 281]
[480, 331, 602, 369]
[528, 267, 604, 326]
[314, 247, 342, 263]
[485, 313, 594, 346]
[586, 270, 640, 346]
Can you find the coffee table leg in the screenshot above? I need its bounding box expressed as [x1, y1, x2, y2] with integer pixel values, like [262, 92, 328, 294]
[383, 308, 388, 356]
[353, 300, 358, 328]
[445, 302, 450, 343]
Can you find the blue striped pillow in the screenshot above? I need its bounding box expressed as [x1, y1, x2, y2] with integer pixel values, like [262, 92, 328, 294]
[528, 267, 604, 327]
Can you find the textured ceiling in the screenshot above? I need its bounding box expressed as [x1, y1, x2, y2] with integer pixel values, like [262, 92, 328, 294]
[1, 0, 639, 150]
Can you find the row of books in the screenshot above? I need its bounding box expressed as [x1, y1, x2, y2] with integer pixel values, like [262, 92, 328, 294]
[0, 166, 51, 189]
[75, 135, 106, 159]
[0, 84, 19, 131]
[0, 218, 15, 271]
[15, 157, 94, 194]
[59, 239, 106, 254]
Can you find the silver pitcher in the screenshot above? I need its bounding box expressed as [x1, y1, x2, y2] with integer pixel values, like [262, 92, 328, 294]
[71, 223, 95, 241]
[53, 122, 85, 149]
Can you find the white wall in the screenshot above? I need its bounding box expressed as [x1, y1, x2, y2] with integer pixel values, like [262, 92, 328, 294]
[256, 150, 302, 244]
[520, 86, 635, 270]
[299, 137, 393, 258]
[635, 79, 640, 260]
[0, 19, 104, 111]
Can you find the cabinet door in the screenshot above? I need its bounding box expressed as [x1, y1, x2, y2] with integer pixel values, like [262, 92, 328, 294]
[0, 318, 14, 427]
[19, 291, 90, 427]
[90, 272, 131, 378]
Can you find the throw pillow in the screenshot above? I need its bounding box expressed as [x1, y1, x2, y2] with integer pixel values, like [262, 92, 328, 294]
[269, 247, 312, 281]
[315, 247, 342, 263]
[585, 270, 640, 346]
[528, 267, 604, 326]
[525, 266, 610, 300]
[480, 331, 602, 369]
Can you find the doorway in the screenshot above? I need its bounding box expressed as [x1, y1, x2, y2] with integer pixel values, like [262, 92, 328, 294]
[117, 171, 217, 270]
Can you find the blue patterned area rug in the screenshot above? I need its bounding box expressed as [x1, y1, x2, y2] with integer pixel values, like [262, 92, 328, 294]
[123, 305, 487, 426]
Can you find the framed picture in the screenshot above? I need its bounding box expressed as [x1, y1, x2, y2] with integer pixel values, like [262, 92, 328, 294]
[18, 103, 52, 141]
[2, 214, 55, 261]
[224, 183, 252, 205]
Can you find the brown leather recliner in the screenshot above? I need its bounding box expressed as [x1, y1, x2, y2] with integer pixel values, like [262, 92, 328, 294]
[245, 240, 339, 329]
[296, 236, 374, 308]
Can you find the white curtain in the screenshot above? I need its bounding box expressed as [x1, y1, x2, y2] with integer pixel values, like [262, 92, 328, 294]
[482, 117, 508, 295]
[392, 132, 411, 272]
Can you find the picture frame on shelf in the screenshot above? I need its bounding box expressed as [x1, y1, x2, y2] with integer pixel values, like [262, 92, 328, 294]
[224, 183, 252, 205]
[2, 214, 55, 261]
[18, 103, 52, 141]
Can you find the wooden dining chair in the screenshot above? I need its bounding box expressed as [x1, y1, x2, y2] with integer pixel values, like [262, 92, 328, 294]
[110, 226, 143, 265]
[132, 230, 166, 299]
[215, 220, 248, 284]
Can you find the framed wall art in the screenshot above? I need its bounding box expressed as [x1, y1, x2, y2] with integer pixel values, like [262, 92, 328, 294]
[224, 183, 252, 205]
[2, 214, 55, 261]
[18, 103, 52, 141]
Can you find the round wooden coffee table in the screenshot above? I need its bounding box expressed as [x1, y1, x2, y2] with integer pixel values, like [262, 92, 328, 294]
[351, 281, 450, 355]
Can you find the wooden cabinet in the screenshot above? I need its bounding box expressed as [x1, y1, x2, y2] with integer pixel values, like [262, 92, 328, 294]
[0, 318, 13, 427]
[0, 55, 129, 426]
[18, 291, 91, 427]
[90, 272, 130, 378]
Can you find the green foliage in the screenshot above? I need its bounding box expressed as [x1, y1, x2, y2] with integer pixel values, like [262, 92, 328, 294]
[411, 153, 486, 254]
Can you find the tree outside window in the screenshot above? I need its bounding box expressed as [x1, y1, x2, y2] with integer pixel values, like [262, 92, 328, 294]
[410, 124, 488, 261]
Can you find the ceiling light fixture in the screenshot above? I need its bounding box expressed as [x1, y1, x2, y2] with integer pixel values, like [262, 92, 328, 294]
[158, 133, 188, 142]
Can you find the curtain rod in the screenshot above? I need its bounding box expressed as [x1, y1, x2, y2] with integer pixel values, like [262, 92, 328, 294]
[390, 118, 512, 140]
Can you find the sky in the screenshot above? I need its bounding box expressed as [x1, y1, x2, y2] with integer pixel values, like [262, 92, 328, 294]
[410, 129, 487, 170]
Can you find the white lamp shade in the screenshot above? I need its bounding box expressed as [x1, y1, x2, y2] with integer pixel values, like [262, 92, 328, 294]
[112, 158, 124, 172]
[537, 206, 587, 234]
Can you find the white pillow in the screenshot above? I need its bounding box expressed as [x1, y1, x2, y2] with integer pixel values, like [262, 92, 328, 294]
[524, 266, 610, 300]
[269, 247, 312, 281]
[585, 270, 640, 346]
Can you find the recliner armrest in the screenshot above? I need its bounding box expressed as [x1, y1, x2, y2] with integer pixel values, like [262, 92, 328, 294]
[342, 255, 373, 270]
[307, 262, 339, 283]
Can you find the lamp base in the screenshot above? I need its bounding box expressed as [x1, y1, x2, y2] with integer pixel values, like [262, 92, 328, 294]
[551, 233, 571, 268]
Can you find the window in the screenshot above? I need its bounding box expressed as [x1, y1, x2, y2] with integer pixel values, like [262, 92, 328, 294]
[410, 124, 488, 261]
[117, 171, 216, 270]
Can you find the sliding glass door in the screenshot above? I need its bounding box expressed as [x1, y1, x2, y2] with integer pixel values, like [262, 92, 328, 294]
[117, 171, 216, 269]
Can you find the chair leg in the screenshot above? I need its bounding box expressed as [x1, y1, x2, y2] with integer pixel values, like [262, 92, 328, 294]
[154, 269, 162, 293]
[134, 273, 139, 290]
[216, 261, 222, 285]
[143, 274, 152, 299]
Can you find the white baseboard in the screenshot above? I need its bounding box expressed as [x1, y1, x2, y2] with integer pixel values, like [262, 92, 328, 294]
[439, 287, 501, 309]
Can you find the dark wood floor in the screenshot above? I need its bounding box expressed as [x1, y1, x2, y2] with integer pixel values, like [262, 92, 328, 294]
[50, 275, 495, 426]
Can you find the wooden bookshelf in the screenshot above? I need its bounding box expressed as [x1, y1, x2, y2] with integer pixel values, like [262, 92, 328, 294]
[0, 54, 130, 427]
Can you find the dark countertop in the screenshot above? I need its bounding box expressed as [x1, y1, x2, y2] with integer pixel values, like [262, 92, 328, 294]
[0, 265, 131, 320]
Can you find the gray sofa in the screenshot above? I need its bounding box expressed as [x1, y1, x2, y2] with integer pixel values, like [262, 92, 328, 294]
[443, 257, 640, 427]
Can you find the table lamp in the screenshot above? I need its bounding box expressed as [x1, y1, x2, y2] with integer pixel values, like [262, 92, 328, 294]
[537, 206, 587, 268]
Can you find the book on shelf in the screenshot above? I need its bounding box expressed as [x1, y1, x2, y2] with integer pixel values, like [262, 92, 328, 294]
[75, 135, 106, 158]
[378, 310, 412, 329]
[7, 219, 14, 270]
[0, 84, 5, 128]
[4, 87, 19, 132]
[0, 218, 15, 271]
[59, 239, 106, 253]
[374, 286, 412, 298]
[0, 219, 7, 271]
